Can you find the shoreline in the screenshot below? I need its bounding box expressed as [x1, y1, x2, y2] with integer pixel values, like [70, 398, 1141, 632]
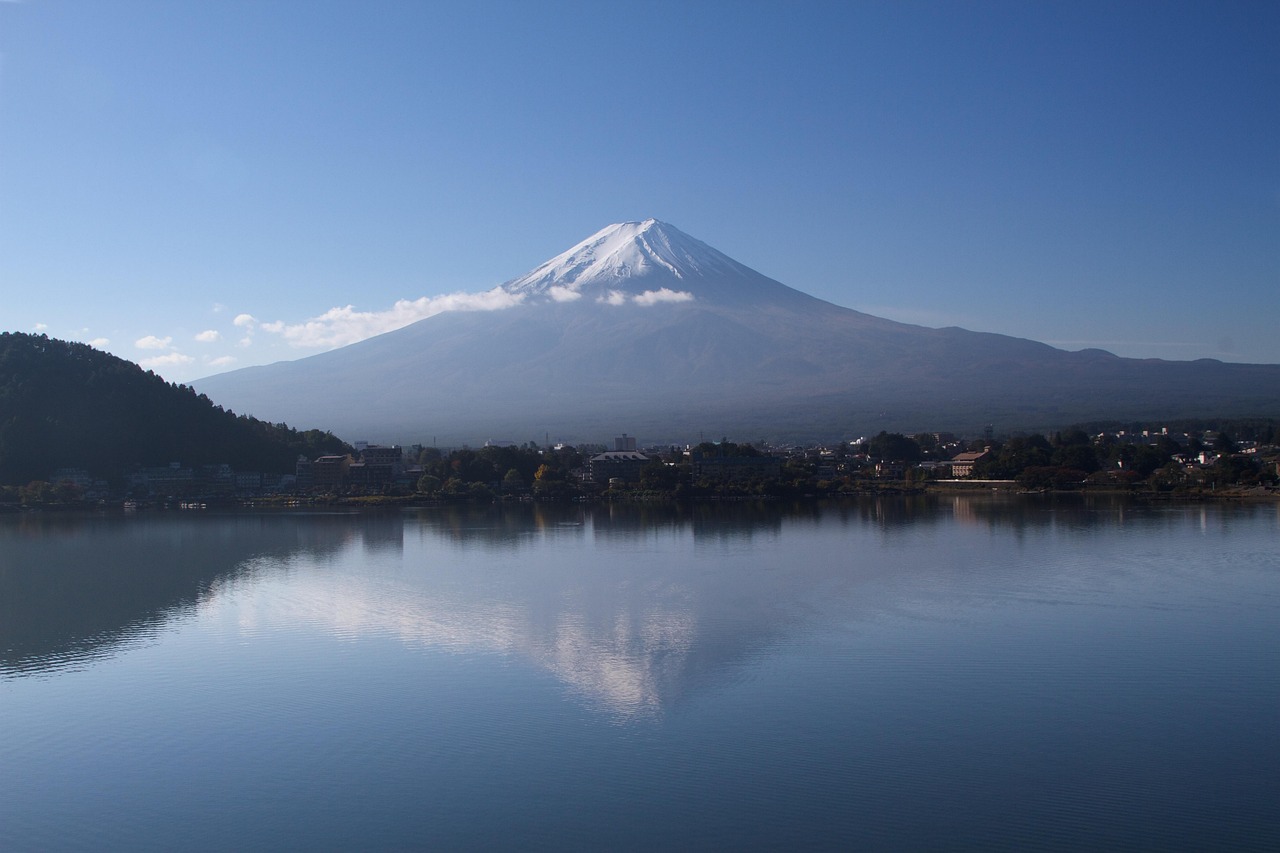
[5, 483, 1277, 514]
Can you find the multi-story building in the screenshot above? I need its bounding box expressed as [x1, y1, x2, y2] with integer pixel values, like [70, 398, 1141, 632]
[948, 449, 990, 478]
[589, 451, 651, 484]
[311, 455, 351, 491]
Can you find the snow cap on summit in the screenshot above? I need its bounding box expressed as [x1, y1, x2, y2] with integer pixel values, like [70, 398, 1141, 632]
[503, 219, 750, 297]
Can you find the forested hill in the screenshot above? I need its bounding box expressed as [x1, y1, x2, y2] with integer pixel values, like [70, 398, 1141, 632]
[0, 333, 350, 485]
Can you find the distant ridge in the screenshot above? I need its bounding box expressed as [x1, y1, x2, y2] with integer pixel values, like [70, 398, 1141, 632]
[0, 332, 349, 484]
[195, 220, 1280, 444]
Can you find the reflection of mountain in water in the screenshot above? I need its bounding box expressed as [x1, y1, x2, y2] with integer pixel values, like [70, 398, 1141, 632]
[5, 498, 1245, 714]
[0, 511, 404, 675]
[360, 501, 939, 715]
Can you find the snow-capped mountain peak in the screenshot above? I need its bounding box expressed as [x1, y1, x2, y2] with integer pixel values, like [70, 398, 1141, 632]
[503, 219, 752, 297]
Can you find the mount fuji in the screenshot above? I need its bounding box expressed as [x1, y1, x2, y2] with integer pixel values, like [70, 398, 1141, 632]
[195, 219, 1280, 443]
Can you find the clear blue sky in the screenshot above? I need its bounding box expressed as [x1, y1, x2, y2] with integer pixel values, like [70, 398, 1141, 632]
[2, 0, 1276, 381]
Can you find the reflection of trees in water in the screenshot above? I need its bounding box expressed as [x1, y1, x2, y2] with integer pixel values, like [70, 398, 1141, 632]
[597, 501, 787, 544]
[941, 492, 1262, 538]
[0, 511, 391, 676]
[805, 492, 1265, 540]
[350, 510, 405, 555]
[819, 495, 944, 531]
[405, 503, 591, 552]
[406, 495, 1260, 554]
[410, 501, 805, 549]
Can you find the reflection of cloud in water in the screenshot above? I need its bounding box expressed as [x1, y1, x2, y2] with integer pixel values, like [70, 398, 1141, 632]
[549, 607, 696, 715]
[215, 559, 701, 718]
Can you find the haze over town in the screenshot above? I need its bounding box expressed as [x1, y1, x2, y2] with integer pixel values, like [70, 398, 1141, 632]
[1, 1, 1276, 383]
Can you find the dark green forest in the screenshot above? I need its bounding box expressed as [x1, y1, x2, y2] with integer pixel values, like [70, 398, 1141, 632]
[0, 333, 350, 485]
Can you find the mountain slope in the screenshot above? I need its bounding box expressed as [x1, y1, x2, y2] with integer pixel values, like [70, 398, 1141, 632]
[195, 220, 1280, 443]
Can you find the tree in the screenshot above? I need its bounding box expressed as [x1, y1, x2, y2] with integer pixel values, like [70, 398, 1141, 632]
[974, 435, 1051, 478]
[19, 480, 54, 506]
[1131, 445, 1171, 478]
[639, 461, 679, 490]
[467, 482, 495, 502]
[912, 433, 938, 452]
[1207, 455, 1262, 487]
[502, 468, 525, 493]
[866, 432, 921, 463]
[1052, 443, 1099, 473]
[1213, 432, 1238, 454]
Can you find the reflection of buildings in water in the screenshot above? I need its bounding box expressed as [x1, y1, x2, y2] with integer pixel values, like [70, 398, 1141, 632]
[944, 493, 1168, 534]
[951, 495, 979, 526]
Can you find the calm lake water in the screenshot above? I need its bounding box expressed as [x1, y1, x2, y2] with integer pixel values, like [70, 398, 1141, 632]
[2, 497, 1277, 851]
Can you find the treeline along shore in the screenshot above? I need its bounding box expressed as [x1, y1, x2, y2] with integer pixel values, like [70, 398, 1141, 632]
[9, 424, 1279, 510]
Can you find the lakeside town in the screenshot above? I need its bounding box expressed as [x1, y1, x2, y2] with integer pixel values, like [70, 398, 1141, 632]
[16, 422, 1280, 508]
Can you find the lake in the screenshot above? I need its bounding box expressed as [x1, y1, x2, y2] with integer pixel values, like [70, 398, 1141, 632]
[2, 496, 1277, 851]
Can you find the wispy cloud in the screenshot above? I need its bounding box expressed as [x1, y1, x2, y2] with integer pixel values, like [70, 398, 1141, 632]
[547, 286, 582, 302]
[33, 322, 48, 331]
[597, 288, 694, 307]
[257, 287, 525, 349]
[88, 337, 110, 348]
[135, 335, 173, 350]
[139, 352, 195, 369]
[207, 355, 236, 367]
[633, 288, 694, 306]
[194, 329, 221, 343]
[233, 313, 257, 328]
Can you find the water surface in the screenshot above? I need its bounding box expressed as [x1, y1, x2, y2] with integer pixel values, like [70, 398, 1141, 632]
[2, 497, 1277, 850]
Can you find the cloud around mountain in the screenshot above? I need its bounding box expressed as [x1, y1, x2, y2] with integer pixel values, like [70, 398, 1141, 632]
[253, 288, 525, 349]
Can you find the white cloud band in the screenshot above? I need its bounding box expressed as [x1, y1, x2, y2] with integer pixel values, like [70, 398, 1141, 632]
[135, 335, 173, 350]
[597, 288, 694, 307]
[258, 287, 525, 349]
[139, 352, 195, 369]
